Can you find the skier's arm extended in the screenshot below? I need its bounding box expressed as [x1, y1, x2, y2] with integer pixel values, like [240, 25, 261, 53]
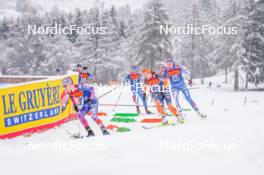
[179, 65, 190, 77]
[69, 95, 77, 106]
[88, 87, 96, 101]
[68, 93, 80, 112]
[123, 74, 130, 84]
[179, 65, 193, 86]
[88, 73, 94, 79]
[161, 67, 168, 79]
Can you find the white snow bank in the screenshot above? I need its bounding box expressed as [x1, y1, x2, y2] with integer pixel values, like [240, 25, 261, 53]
[0, 84, 263, 175]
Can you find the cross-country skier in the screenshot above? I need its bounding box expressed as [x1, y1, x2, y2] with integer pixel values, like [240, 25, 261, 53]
[62, 77, 109, 137]
[80, 66, 94, 80]
[75, 64, 94, 83]
[125, 65, 151, 114]
[142, 68, 184, 124]
[75, 64, 83, 83]
[162, 59, 206, 118]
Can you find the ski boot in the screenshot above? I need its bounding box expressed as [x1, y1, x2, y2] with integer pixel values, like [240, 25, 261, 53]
[162, 116, 169, 125]
[136, 106, 141, 114]
[102, 130, 110, 136]
[100, 125, 110, 136]
[197, 111, 207, 118]
[86, 126, 95, 137]
[176, 112, 184, 124]
[71, 132, 83, 139]
[145, 107, 152, 114]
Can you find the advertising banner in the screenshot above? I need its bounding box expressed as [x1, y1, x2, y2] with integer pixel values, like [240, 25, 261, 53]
[0, 74, 78, 139]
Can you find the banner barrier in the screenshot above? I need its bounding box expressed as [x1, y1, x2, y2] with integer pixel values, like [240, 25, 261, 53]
[0, 74, 78, 139]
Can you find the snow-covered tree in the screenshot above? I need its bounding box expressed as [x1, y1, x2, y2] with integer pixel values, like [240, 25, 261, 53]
[16, 0, 30, 13]
[0, 18, 10, 40]
[132, 0, 172, 70]
[242, 0, 264, 87]
[213, 0, 243, 85]
[215, 0, 264, 90]
[179, 1, 219, 82]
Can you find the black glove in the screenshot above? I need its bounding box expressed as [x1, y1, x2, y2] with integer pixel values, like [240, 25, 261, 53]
[87, 99, 93, 105]
[188, 79, 193, 87]
[143, 93, 147, 100]
[74, 105, 79, 112]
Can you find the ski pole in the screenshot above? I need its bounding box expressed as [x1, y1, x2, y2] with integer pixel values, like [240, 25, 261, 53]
[112, 88, 124, 112]
[99, 104, 191, 111]
[101, 104, 157, 108]
[97, 86, 119, 99]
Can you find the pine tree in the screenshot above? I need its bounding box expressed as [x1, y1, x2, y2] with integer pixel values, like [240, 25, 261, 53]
[195, 0, 219, 84]
[0, 18, 9, 40]
[242, 0, 264, 87]
[214, 0, 241, 85]
[16, 0, 29, 13]
[98, 9, 122, 82]
[133, 0, 172, 70]
[179, 1, 219, 82]
[118, 16, 140, 79]
[66, 8, 83, 43]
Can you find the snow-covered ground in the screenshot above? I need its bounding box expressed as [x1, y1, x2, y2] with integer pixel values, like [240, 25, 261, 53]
[0, 75, 264, 175]
[0, 83, 9, 87]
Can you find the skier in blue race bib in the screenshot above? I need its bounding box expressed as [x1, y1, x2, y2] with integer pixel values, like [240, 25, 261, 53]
[125, 65, 151, 114]
[162, 59, 206, 118]
[74, 64, 94, 84]
[79, 66, 94, 83]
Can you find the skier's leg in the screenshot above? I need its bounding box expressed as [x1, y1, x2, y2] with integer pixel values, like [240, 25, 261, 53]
[138, 91, 151, 114]
[78, 105, 95, 137]
[164, 91, 184, 123]
[90, 100, 109, 135]
[132, 91, 140, 114]
[181, 88, 206, 118]
[155, 99, 166, 116]
[77, 106, 89, 129]
[154, 95, 171, 124]
[171, 88, 182, 112]
[181, 88, 199, 111]
[164, 91, 179, 116]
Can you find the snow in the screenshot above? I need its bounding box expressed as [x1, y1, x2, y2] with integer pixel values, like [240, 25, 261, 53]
[0, 83, 8, 87]
[0, 75, 264, 175]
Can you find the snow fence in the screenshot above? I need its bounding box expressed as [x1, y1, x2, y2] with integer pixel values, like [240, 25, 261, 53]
[0, 73, 78, 139]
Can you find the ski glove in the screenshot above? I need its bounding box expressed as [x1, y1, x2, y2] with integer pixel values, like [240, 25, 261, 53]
[74, 105, 79, 112]
[143, 93, 147, 100]
[87, 99, 93, 105]
[188, 80, 193, 87]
